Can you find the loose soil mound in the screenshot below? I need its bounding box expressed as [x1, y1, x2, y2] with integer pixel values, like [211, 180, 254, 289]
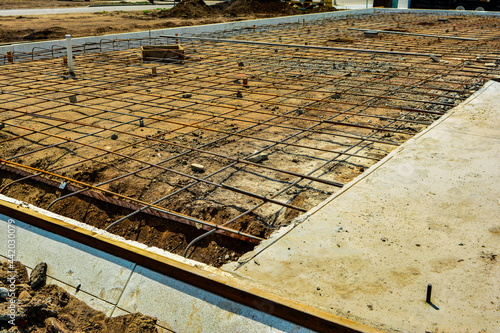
[307, 5, 337, 13]
[213, 0, 301, 15]
[23, 27, 66, 41]
[0, 27, 67, 43]
[157, 0, 218, 18]
[0, 261, 159, 333]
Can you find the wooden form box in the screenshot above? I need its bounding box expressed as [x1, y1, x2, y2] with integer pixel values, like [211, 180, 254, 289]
[141, 45, 185, 62]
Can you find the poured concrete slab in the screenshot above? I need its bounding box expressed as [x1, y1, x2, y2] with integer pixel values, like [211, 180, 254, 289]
[223, 80, 500, 332]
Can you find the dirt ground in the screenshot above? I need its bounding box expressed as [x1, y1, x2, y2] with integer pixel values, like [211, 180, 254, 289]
[0, 0, 336, 44]
[0, 170, 256, 267]
[0, 0, 109, 9]
[0, 260, 159, 333]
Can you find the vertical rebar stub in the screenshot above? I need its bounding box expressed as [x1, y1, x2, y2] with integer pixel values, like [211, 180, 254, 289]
[426, 284, 432, 303]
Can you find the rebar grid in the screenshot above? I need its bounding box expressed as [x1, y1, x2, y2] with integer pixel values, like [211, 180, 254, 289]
[0, 13, 499, 264]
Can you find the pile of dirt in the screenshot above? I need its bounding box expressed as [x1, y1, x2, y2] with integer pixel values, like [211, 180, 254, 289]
[142, 0, 335, 18]
[0, 26, 67, 43]
[307, 5, 337, 13]
[213, 0, 301, 16]
[23, 27, 66, 41]
[0, 261, 159, 333]
[156, 0, 218, 18]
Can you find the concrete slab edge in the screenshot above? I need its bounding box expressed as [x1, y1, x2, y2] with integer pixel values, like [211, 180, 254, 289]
[230, 80, 498, 267]
[1, 8, 498, 55]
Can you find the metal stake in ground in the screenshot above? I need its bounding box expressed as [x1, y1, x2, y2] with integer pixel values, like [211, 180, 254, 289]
[426, 284, 432, 304]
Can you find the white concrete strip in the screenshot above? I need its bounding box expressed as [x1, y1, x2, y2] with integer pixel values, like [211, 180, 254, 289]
[223, 80, 500, 332]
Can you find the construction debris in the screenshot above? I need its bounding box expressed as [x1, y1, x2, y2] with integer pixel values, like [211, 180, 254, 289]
[29, 262, 47, 290]
[247, 154, 269, 163]
[430, 55, 440, 62]
[191, 163, 205, 172]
